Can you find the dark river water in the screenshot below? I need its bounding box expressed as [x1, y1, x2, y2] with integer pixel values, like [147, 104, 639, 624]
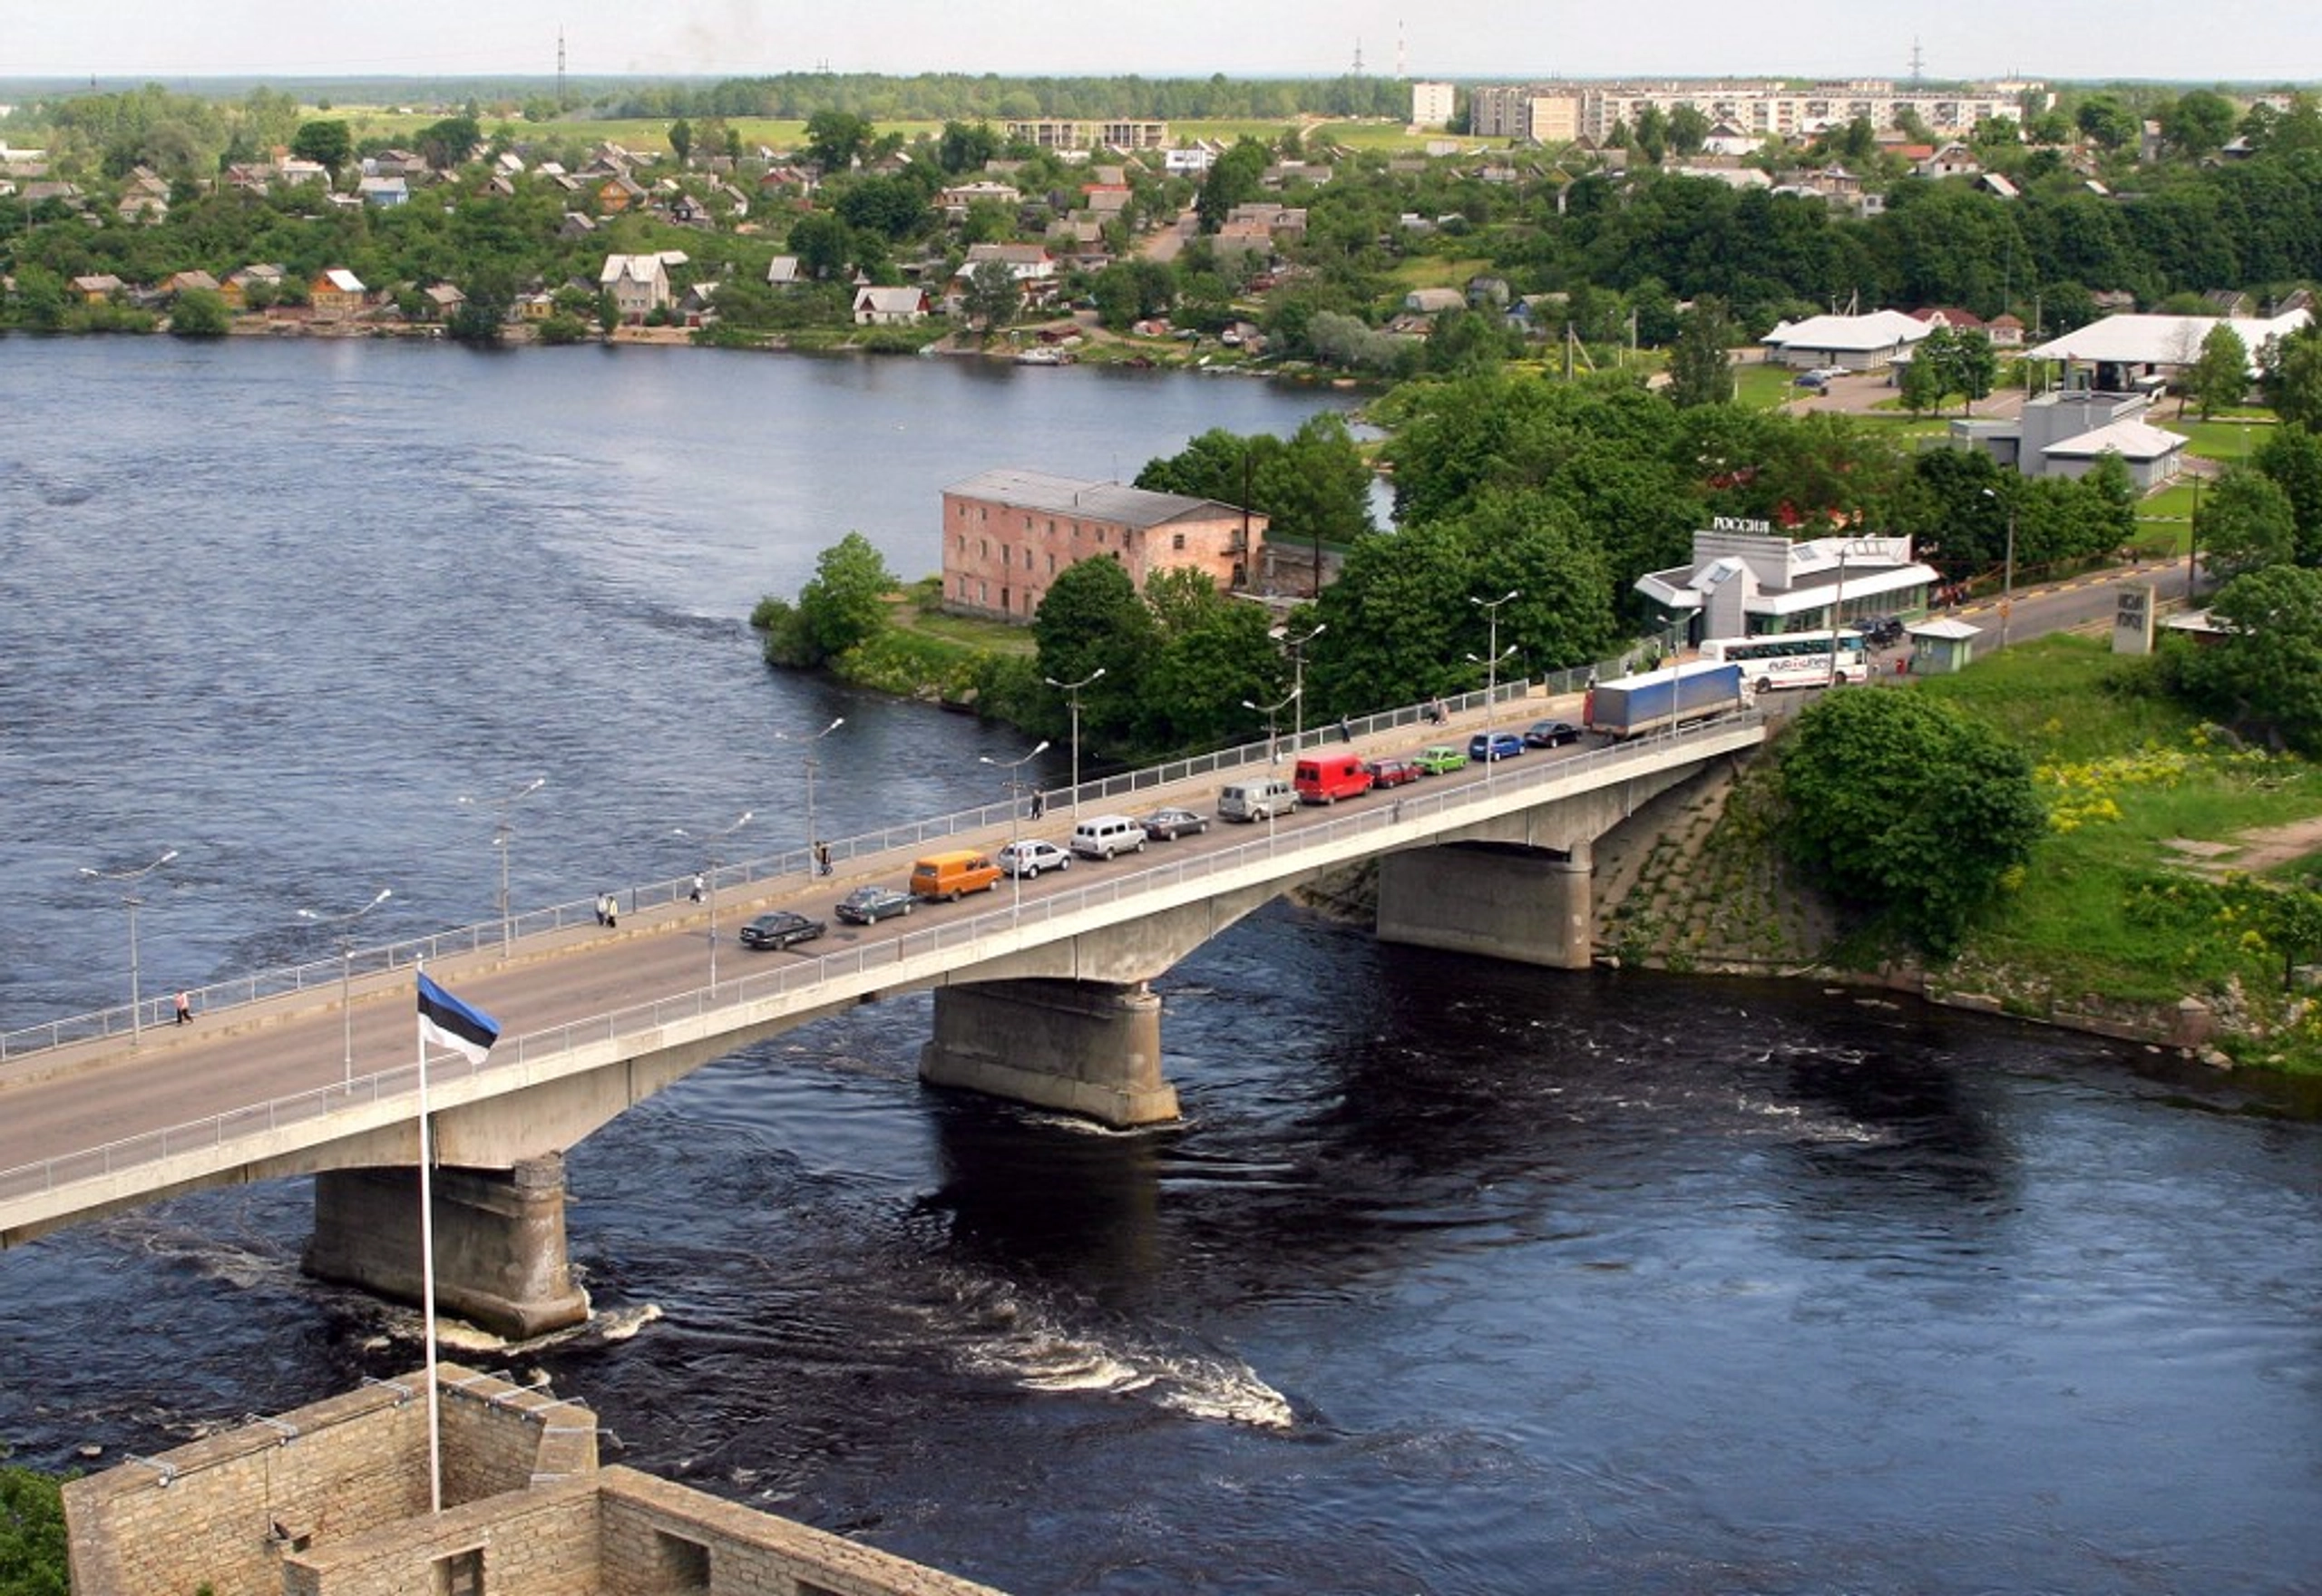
[3, 337, 2318, 1595]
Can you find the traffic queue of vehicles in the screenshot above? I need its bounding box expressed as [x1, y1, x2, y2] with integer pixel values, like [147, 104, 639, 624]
[736, 698, 1661, 953]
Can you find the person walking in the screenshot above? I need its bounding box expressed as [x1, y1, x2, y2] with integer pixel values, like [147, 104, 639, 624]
[689, 872, 705, 903]
[600, 891, 619, 929]
[1029, 789, 1045, 820]
[815, 842, 833, 878]
[173, 989, 192, 1026]
[1339, 715, 1354, 744]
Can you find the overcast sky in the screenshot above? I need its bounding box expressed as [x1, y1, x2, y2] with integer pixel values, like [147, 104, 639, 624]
[5, 0, 2306, 87]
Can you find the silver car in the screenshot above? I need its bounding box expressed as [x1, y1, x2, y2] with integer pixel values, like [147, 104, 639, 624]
[997, 838, 1072, 877]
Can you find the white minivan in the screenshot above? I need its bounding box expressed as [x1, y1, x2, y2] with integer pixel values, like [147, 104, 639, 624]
[1217, 776, 1296, 822]
[1069, 813, 1149, 860]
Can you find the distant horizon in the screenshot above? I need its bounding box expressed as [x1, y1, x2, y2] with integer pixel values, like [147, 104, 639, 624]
[6, 0, 2318, 92]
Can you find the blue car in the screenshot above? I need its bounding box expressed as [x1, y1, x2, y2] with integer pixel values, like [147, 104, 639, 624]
[1468, 730, 1525, 762]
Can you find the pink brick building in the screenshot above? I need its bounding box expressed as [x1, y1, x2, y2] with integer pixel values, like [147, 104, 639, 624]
[941, 467, 1265, 622]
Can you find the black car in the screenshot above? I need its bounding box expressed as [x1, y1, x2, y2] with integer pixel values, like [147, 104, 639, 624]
[1136, 806, 1210, 841]
[834, 885, 912, 925]
[1858, 615, 1906, 649]
[1523, 718, 1582, 748]
[738, 910, 826, 950]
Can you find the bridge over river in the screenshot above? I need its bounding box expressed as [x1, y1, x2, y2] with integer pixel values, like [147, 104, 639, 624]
[1, 697, 1763, 1336]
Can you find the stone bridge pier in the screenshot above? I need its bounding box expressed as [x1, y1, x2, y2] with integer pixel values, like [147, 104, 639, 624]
[1374, 840, 1595, 968]
[920, 978, 1178, 1126]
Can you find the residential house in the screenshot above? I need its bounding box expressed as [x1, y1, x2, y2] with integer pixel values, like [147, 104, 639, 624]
[1986, 313, 2026, 349]
[162, 269, 220, 298]
[600, 252, 678, 320]
[357, 175, 410, 207]
[1401, 287, 1467, 316]
[70, 274, 124, 305]
[937, 179, 1022, 219]
[558, 211, 599, 240]
[765, 255, 804, 287]
[941, 468, 1265, 623]
[1915, 142, 1983, 179]
[420, 283, 466, 320]
[594, 172, 648, 213]
[953, 242, 1058, 305]
[219, 263, 285, 309]
[853, 285, 931, 325]
[276, 156, 331, 188]
[308, 268, 368, 315]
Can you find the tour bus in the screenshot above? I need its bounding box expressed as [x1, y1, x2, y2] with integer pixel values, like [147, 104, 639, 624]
[1695, 629, 1869, 689]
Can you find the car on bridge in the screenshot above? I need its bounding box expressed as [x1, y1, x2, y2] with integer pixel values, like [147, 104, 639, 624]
[1468, 730, 1525, 762]
[834, 884, 914, 924]
[1365, 756, 1420, 788]
[1135, 806, 1210, 840]
[1412, 745, 1468, 776]
[739, 910, 827, 951]
[1523, 718, 1582, 748]
[998, 839, 1073, 877]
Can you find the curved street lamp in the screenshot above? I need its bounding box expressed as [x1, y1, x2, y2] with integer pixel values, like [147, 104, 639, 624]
[297, 887, 393, 1085]
[77, 847, 179, 1042]
[1042, 667, 1106, 816]
[775, 717, 844, 878]
[1243, 686, 1301, 768]
[980, 739, 1051, 920]
[1465, 645, 1518, 782]
[1980, 486, 2017, 651]
[1280, 620, 1326, 758]
[1470, 589, 1520, 718]
[456, 775, 544, 954]
[673, 810, 752, 986]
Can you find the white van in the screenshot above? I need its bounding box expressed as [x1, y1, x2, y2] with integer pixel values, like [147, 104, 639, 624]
[1069, 813, 1149, 860]
[1217, 777, 1296, 822]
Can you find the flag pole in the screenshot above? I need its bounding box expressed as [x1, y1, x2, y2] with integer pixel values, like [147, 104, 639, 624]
[415, 959, 444, 1516]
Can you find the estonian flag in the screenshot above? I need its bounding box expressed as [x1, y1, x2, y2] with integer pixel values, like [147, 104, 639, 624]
[416, 972, 501, 1066]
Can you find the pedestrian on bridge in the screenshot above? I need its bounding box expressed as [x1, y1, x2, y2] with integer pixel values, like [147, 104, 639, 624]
[598, 891, 619, 929]
[816, 842, 833, 877]
[173, 989, 191, 1026]
[689, 873, 705, 903]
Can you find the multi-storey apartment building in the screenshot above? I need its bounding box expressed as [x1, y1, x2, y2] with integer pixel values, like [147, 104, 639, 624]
[1465, 78, 2038, 144]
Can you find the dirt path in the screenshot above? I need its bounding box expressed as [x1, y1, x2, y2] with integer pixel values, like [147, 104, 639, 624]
[2166, 816, 2322, 878]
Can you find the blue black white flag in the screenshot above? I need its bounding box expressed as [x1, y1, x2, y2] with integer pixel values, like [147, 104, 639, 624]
[416, 972, 501, 1066]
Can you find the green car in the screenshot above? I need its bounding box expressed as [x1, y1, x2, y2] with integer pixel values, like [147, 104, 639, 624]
[1413, 744, 1468, 775]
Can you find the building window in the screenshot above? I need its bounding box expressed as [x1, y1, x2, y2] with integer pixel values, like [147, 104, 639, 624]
[652, 1532, 712, 1588]
[1172, 532, 1186, 550]
[1047, 552, 1056, 574]
[437, 1548, 483, 1596]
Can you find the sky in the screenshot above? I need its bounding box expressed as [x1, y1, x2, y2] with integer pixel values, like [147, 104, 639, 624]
[4, 0, 2307, 86]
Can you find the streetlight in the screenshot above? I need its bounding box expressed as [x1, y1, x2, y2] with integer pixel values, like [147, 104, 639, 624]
[1243, 686, 1301, 767]
[1043, 667, 1106, 815]
[672, 811, 752, 985]
[77, 847, 178, 1042]
[1280, 620, 1326, 757]
[775, 716, 844, 877]
[1470, 589, 1520, 721]
[1465, 646, 1517, 782]
[1980, 487, 2016, 650]
[980, 740, 1050, 920]
[297, 887, 393, 1085]
[456, 775, 544, 954]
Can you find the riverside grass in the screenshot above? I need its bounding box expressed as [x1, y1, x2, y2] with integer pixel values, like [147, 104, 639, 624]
[1919, 635, 2322, 1067]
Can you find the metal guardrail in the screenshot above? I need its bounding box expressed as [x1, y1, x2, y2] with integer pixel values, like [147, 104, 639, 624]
[0, 709, 1762, 1208]
[1, 661, 1649, 1063]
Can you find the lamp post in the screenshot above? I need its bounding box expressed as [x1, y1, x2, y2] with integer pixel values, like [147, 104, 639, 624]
[1280, 620, 1326, 758]
[1465, 646, 1517, 781]
[1243, 686, 1300, 767]
[1826, 540, 1849, 688]
[672, 811, 752, 986]
[1469, 589, 1519, 722]
[775, 716, 844, 878]
[456, 775, 544, 954]
[77, 847, 178, 1042]
[1043, 667, 1106, 816]
[980, 740, 1050, 920]
[1981, 487, 2016, 651]
[297, 887, 393, 1085]
[2187, 471, 2203, 600]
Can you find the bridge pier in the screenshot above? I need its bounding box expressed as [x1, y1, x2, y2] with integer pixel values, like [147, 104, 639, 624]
[303, 1153, 590, 1341]
[920, 979, 1180, 1128]
[1375, 841, 1595, 969]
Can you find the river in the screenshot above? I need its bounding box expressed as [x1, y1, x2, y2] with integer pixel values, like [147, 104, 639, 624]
[1, 336, 2317, 1595]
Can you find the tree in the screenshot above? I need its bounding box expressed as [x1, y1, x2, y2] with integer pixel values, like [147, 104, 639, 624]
[1776, 689, 2047, 957]
[796, 532, 897, 662]
[1031, 555, 1153, 749]
[804, 110, 873, 174]
[937, 121, 1000, 174]
[2160, 90, 2238, 160]
[290, 119, 352, 177]
[1195, 138, 1268, 231]
[1136, 569, 1284, 751]
[2196, 464, 2298, 581]
[1898, 347, 1946, 415]
[2259, 320, 2322, 433]
[1666, 104, 1712, 157]
[668, 118, 693, 165]
[2169, 563, 2322, 753]
[2075, 95, 2139, 151]
[2182, 323, 2251, 419]
[167, 287, 230, 337]
[415, 114, 481, 171]
[0, 1463, 69, 1596]
[786, 211, 854, 281]
[1664, 295, 1736, 408]
[961, 257, 1020, 338]
[2253, 424, 2322, 565]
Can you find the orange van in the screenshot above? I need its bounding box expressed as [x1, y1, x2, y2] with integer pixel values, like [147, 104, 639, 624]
[909, 849, 1003, 901]
[1294, 751, 1374, 805]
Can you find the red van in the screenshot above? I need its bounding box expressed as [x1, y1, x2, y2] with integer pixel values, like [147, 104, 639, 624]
[1294, 751, 1374, 805]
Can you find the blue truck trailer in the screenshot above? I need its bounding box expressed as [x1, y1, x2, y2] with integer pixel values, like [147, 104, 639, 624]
[1583, 660, 1747, 739]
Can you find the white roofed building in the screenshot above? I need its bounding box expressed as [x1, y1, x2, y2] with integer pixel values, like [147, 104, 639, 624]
[1634, 521, 1939, 644]
[1762, 309, 1932, 371]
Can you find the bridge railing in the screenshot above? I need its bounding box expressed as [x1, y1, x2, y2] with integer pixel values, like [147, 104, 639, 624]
[0, 658, 1645, 1062]
[0, 710, 1762, 1208]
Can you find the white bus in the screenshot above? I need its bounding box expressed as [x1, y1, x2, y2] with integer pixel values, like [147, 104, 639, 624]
[1696, 630, 1868, 689]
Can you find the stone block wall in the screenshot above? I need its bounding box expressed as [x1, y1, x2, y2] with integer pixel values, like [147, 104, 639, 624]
[284, 1475, 600, 1596]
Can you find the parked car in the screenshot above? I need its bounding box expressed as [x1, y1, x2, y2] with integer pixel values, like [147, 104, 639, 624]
[1069, 814, 1149, 860]
[738, 910, 826, 951]
[997, 838, 1072, 877]
[1859, 615, 1906, 648]
[1412, 745, 1468, 776]
[834, 884, 913, 925]
[1365, 756, 1421, 788]
[1468, 730, 1525, 762]
[1792, 369, 1829, 389]
[1523, 718, 1582, 748]
[1137, 806, 1210, 840]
